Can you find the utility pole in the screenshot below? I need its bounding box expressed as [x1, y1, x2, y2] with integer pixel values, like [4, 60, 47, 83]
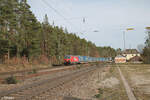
[123, 28, 134, 50]
[123, 31, 126, 50]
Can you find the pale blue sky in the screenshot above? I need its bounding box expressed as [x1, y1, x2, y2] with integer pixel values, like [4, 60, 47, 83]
[28, 0, 150, 49]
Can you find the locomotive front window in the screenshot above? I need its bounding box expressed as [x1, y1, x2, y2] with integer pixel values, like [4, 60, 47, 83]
[65, 56, 71, 59]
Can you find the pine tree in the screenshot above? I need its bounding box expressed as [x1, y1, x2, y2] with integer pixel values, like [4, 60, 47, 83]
[18, 0, 41, 59]
[0, 0, 19, 60]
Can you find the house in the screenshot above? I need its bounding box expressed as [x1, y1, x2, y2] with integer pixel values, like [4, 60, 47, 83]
[115, 55, 126, 63]
[122, 49, 141, 61]
[129, 56, 143, 63]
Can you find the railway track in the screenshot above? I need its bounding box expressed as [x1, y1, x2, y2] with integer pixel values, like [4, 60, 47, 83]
[0, 64, 99, 100]
[0, 64, 73, 76]
[0, 65, 78, 83]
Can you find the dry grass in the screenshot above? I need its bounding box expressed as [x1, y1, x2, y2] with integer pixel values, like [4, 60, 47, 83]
[120, 64, 150, 100]
[0, 55, 53, 73]
[0, 63, 50, 73]
[95, 65, 128, 100]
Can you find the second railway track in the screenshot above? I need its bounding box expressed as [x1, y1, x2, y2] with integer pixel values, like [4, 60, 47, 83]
[0, 65, 78, 83]
[0, 64, 101, 100]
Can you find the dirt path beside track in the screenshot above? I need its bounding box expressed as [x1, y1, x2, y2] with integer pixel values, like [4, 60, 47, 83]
[117, 66, 136, 100]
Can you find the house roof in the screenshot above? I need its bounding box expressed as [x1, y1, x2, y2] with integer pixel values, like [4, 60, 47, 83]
[129, 56, 142, 61]
[122, 49, 139, 54]
[115, 55, 126, 58]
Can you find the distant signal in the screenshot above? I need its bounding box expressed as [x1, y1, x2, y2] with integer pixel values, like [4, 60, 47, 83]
[83, 18, 86, 23]
[146, 27, 150, 30]
[126, 28, 134, 31]
[93, 30, 99, 32]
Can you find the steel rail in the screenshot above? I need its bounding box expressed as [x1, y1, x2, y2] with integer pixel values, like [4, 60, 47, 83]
[0, 65, 99, 100]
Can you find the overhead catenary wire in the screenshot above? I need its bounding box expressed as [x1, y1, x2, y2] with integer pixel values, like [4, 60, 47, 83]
[54, 17, 87, 22]
[40, 0, 81, 33]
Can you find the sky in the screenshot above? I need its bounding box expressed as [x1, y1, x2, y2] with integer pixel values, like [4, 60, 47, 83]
[27, 0, 150, 49]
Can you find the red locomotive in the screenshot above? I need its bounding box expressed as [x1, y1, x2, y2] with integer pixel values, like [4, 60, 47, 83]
[64, 55, 79, 65]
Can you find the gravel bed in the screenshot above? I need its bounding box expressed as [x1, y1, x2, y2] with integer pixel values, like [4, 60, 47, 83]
[0, 68, 76, 93]
[33, 66, 109, 100]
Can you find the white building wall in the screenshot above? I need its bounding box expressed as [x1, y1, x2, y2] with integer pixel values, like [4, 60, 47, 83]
[123, 54, 141, 60]
[115, 57, 126, 63]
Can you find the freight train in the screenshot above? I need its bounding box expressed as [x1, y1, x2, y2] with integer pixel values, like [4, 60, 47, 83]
[64, 55, 112, 65]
